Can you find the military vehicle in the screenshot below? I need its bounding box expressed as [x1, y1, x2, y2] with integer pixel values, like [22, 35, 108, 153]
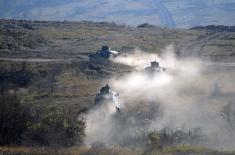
[95, 84, 120, 110]
[145, 61, 167, 74]
[89, 46, 119, 60]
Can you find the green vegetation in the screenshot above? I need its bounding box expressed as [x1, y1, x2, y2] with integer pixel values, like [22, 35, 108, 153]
[25, 107, 85, 147]
[0, 91, 30, 145]
[0, 90, 85, 147]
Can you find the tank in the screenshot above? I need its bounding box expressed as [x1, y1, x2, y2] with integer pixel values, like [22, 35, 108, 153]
[89, 46, 119, 60]
[145, 61, 167, 74]
[95, 84, 120, 109]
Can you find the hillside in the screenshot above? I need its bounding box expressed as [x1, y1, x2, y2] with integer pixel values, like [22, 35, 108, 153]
[1, 19, 235, 112]
[0, 0, 235, 28]
[1, 20, 235, 60]
[1, 20, 235, 154]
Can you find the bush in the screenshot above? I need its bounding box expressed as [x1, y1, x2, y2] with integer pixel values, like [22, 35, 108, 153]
[25, 107, 86, 147]
[0, 90, 31, 145]
[147, 132, 161, 150]
[137, 23, 155, 28]
[0, 90, 86, 147]
[146, 128, 203, 151]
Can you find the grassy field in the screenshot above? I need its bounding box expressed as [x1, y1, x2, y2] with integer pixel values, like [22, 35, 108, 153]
[1, 20, 235, 154]
[1, 19, 235, 113]
[1, 20, 235, 59]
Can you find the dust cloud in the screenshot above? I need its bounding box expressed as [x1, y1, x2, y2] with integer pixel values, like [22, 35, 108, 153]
[85, 45, 235, 150]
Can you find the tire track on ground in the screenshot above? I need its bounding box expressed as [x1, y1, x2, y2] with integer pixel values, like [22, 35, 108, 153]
[179, 32, 226, 57]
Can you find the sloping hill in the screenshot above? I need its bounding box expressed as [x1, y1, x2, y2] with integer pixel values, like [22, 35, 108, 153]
[0, 19, 235, 113]
[0, 0, 235, 28]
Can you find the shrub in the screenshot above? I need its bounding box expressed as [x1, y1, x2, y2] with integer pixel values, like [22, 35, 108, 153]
[146, 128, 203, 151]
[137, 23, 155, 28]
[147, 132, 161, 150]
[0, 90, 86, 147]
[0, 90, 31, 145]
[25, 107, 86, 147]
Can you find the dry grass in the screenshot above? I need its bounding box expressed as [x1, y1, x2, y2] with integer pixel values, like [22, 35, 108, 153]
[0, 146, 143, 155]
[36, 21, 205, 56]
[54, 72, 102, 98]
[0, 146, 54, 155]
[1, 145, 235, 155]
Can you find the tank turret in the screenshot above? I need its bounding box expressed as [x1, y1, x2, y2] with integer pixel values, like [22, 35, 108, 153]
[100, 84, 110, 95]
[102, 46, 110, 51]
[151, 61, 160, 68]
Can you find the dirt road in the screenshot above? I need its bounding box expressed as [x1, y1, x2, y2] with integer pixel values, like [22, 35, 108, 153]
[179, 32, 226, 57]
